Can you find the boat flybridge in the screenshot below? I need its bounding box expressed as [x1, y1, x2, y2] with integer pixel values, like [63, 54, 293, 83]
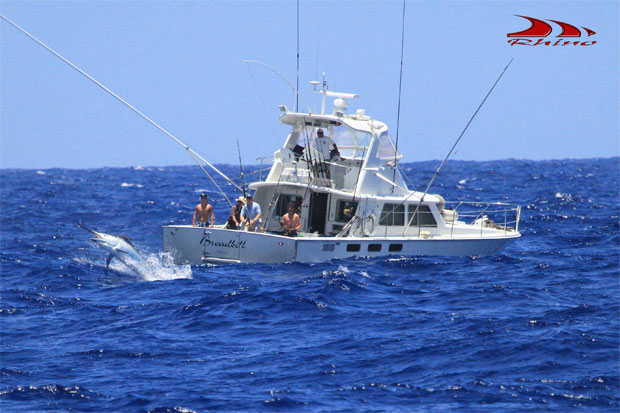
[163, 80, 521, 264]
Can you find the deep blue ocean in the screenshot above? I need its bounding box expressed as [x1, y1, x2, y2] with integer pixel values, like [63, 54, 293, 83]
[1, 158, 618, 412]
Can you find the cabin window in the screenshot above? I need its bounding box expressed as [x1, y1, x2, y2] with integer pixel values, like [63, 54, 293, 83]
[346, 244, 361, 252]
[353, 131, 371, 158]
[407, 205, 437, 227]
[379, 204, 405, 226]
[368, 244, 382, 252]
[375, 132, 402, 161]
[275, 194, 303, 216]
[389, 243, 403, 252]
[336, 200, 358, 222]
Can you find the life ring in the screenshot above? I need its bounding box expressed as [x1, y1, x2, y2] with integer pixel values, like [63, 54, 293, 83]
[350, 214, 376, 237]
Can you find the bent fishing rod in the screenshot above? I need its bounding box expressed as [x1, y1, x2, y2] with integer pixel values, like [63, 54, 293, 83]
[403, 58, 514, 234]
[0, 13, 243, 199]
[236, 138, 247, 199]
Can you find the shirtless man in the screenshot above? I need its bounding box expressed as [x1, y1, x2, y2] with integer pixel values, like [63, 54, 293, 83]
[281, 201, 301, 237]
[193, 193, 214, 227]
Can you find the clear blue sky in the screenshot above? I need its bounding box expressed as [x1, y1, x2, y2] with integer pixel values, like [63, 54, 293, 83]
[1, 1, 618, 169]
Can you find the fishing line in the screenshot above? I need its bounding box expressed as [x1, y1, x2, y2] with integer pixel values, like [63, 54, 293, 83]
[243, 60, 312, 113]
[0, 13, 242, 196]
[245, 64, 281, 146]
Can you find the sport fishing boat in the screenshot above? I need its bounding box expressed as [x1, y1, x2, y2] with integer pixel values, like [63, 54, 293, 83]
[162, 78, 521, 264]
[1, 12, 521, 265]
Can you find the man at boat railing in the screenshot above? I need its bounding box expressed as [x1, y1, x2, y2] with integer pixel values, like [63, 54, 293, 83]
[281, 201, 301, 237]
[193, 192, 214, 228]
[226, 196, 245, 230]
[240, 194, 262, 232]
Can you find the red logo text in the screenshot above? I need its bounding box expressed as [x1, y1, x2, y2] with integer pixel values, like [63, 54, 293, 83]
[507, 15, 596, 47]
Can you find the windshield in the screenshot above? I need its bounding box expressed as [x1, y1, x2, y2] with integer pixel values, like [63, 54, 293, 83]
[375, 132, 402, 163]
[294, 125, 371, 159]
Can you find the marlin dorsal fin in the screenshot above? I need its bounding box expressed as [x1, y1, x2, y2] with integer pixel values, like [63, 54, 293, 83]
[119, 235, 134, 247]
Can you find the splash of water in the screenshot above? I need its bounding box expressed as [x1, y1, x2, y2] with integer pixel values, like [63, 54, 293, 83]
[142, 251, 192, 281]
[79, 250, 192, 282]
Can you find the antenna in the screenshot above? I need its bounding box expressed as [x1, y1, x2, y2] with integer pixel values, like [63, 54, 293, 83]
[296, 0, 300, 112]
[392, 0, 407, 193]
[321, 73, 327, 114]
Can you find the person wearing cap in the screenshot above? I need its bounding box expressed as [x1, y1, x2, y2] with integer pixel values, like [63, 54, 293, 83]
[240, 194, 262, 231]
[226, 196, 245, 230]
[193, 192, 214, 228]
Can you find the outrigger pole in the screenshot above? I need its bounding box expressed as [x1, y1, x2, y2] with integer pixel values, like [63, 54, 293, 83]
[0, 13, 243, 199]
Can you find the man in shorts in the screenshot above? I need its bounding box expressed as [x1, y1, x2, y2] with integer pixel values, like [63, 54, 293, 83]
[193, 193, 214, 227]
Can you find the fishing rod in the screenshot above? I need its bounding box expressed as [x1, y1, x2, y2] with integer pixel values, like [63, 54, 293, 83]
[403, 58, 515, 235]
[304, 128, 318, 180]
[0, 13, 243, 199]
[236, 138, 247, 199]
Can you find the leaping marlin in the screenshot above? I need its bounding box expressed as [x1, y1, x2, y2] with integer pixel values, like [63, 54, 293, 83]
[78, 223, 148, 276]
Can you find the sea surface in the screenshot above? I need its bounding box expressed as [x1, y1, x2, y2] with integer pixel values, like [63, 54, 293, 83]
[1, 158, 618, 412]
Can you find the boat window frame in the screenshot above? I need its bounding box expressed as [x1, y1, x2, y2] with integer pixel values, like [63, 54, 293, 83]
[292, 122, 372, 161]
[379, 203, 405, 226]
[389, 243, 403, 252]
[407, 204, 437, 227]
[335, 199, 359, 223]
[368, 244, 382, 252]
[346, 244, 361, 252]
[274, 193, 303, 217]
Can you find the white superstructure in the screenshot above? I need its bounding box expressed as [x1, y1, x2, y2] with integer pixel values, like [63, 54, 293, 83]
[163, 80, 521, 264]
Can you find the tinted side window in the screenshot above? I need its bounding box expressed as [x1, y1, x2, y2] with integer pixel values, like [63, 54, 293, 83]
[336, 200, 358, 222]
[346, 244, 361, 252]
[379, 204, 405, 226]
[407, 205, 437, 227]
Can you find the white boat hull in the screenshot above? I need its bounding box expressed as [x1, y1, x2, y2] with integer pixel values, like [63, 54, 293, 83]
[162, 225, 520, 264]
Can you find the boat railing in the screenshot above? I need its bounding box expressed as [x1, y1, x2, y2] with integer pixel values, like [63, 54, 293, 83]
[443, 201, 521, 236]
[255, 156, 275, 180]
